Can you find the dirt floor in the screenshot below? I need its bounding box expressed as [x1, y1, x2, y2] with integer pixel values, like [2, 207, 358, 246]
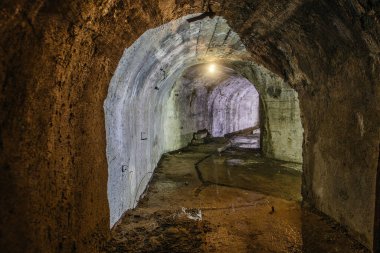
[105, 139, 369, 253]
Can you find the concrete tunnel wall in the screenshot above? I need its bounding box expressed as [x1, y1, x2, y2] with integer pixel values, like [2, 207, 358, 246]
[105, 16, 303, 226]
[232, 62, 304, 164]
[208, 76, 260, 137]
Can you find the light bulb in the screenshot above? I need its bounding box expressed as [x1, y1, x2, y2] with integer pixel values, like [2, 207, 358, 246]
[208, 63, 216, 73]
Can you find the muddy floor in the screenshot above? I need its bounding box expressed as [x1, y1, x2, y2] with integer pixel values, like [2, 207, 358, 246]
[105, 139, 368, 253]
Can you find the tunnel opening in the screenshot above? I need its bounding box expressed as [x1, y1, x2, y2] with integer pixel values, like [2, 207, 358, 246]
[165, 63, 261, 150]
[104, 14, 303, 229]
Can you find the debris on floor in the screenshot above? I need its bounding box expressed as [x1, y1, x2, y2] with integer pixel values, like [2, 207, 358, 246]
[105, 140, 369, 253]
[106, 210, 212, 253]
[181, 207, 203, 221]
[191, 129, 210, 145]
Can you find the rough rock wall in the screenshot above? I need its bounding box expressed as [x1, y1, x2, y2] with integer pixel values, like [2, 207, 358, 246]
[0, 0, 379, 252]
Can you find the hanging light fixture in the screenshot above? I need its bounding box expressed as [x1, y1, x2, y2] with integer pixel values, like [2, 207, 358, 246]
[208, 63, 217, 74]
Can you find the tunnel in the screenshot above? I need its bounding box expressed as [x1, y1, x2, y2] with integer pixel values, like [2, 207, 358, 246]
[104, 16, 303, 226]
[0, 1, 379, 253]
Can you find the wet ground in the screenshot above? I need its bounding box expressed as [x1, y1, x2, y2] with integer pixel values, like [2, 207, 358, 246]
[105, 139, 368, 253]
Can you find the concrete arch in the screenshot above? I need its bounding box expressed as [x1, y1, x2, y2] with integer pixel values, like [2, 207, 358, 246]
[104, 15, 253, 226]
[207, 76, 259, 137]
[104, 15, 304, 226]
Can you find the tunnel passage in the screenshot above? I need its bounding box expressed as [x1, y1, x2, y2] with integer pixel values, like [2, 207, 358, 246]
[104, 15, 303, 227]
[208, 75, 259, 137]
[164, 64, 261, 149]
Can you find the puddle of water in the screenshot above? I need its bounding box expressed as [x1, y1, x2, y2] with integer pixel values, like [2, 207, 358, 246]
[198, 153, 302, 201]
[226, 159, 245, 166]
